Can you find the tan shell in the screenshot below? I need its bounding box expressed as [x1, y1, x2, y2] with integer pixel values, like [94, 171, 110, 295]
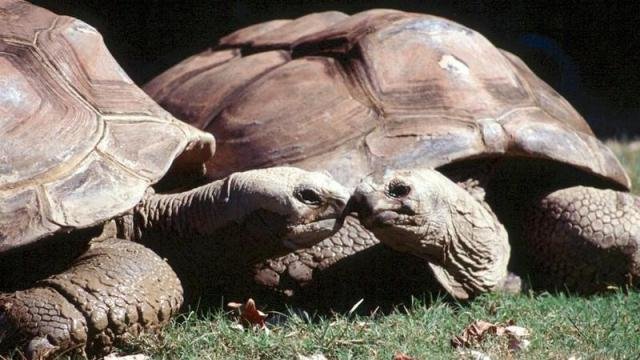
[0, 1, 215, 251]
[145, 9, 630, 191]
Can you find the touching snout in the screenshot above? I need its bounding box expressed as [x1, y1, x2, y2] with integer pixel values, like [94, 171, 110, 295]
[342, 174, 415, 229]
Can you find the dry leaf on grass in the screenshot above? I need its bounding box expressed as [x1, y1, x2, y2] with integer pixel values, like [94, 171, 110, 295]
[451, 320, 497, 348]
[459, 349, 492, 360]
[508, 337, 530, 351]
[504, 325, 530, 351]
[227, 298, 268, 330]
[103, 354, 150, 360]
[392, 352, 417, 360]
[451, 319, 530, 351]
[504, 325, 529, 338]
[297, 354, 328, 360]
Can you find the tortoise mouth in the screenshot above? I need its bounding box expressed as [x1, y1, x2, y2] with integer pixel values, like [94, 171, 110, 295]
[362, 210, 417, 228]
[371, 223, 443, 261]
[360, 210, 434, 255]
[282, 218, 339, 250]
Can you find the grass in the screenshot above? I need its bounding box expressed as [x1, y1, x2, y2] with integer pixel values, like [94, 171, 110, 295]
[119, 290, 640, 359]
[35, 139, 640, 359]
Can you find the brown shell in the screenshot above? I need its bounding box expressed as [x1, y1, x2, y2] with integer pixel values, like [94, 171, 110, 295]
[0, 1, 215, 251]
[145, 9, 630, 191]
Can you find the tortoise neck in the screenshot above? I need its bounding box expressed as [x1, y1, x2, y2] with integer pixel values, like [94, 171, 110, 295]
[114, 177, 295, 296]
[425, 184, 511, 299]
[447, 211, 509, 291]
[129, 179, 231, 244]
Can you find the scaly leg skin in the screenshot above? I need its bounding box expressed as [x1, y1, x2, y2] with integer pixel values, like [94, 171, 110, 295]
[252, 216, 379, 292]
[525, 186, 640, 292]
[0, 238, 182, 358]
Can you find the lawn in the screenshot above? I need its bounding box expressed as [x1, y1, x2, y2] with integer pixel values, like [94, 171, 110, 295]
[117, 289, 639, 360]
[6, 148, 637, 360]
[107, 139, 640, 360]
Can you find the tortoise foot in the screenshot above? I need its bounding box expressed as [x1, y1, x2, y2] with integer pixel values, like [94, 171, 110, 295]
[526, 186, 640, 292]
[0, 238, 183, 358]
[0, 287, 86, 359]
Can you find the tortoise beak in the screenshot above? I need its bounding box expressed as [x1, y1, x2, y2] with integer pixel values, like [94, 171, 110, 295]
[338, 175, 388, 229]
[328, 189, 350, 230]
[337, 192, 373, 229]
[336, 195, 355, 229]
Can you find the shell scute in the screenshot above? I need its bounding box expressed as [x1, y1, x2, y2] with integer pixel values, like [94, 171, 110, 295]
[206, 57, 376, 180]
[0, 3, 215, 250]
[0, 44, 100, 188]
[147, 9, 630, 191]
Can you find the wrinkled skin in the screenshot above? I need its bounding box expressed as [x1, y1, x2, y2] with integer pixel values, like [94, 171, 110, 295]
[349, 169, 511, 299]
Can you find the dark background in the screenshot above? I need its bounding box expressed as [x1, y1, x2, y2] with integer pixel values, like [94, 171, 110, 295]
[32, 0, 639, 137]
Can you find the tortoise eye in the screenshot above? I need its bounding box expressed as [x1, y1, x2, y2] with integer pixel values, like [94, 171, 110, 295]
[387, 181, 411, 199]
[296, 188, 322, 205]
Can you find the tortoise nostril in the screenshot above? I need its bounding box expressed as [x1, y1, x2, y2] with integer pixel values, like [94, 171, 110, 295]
[387, 182, 411, 199]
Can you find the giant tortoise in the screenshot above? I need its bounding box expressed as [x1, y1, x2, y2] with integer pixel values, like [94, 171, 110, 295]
[0, 1, 349, 357]
[146, 9, 640, 300]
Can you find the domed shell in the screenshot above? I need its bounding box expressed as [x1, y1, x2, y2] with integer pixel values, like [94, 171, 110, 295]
[145, 9, 629, 191]
[0, 1, 215, 251]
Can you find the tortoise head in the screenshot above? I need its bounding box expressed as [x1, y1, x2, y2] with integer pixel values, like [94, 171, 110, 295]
[346, 169, 455, 259]
[224, 167, 350, 249]
[347, 168, 511, 299]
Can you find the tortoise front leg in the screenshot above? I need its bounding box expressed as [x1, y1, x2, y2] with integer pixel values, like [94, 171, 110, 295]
[0, 238, 182, 358]
[525, 186, 640, 292]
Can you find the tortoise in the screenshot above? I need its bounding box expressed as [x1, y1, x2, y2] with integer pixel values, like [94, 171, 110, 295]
[145, 9, 640, 301]
[0, 1, 349, 357]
